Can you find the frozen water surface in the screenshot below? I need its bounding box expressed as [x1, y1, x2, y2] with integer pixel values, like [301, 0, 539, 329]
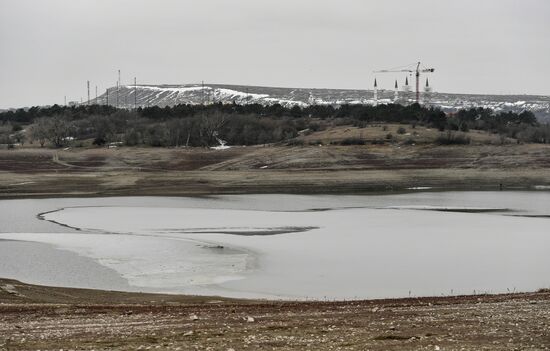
[0, 192, 549, 300]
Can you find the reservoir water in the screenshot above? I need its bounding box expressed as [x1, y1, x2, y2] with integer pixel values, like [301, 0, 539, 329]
[0, 192, 548, 300]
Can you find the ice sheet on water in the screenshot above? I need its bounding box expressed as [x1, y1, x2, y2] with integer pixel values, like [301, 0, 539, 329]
[2, 192, 550, 300]
[37, 201, 550, 300]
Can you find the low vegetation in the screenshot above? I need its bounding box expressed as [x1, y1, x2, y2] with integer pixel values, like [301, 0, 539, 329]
[0, 103, 548, 148]
[435, 131, 471, 145]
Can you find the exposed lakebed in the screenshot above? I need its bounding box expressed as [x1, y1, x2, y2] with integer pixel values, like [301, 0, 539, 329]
[0, 192, 549, 299]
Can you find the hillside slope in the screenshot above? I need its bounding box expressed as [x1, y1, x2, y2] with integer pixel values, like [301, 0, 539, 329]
[94, 83, 550, 121]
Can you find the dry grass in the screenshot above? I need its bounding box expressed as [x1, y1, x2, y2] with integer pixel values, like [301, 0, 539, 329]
[0, 127, 549, 198]
[297, 124, 516, 145]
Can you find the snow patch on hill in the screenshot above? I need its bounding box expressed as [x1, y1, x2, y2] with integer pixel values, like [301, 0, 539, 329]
[97, 84, 550, 121]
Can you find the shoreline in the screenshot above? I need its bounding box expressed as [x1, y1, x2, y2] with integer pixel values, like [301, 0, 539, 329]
[2, 277, 549, 305]
[2, 278, 549, 350]
[0, 143, 549, 200]
[2, 277, 548, 305]
[1, 168, 549, 201]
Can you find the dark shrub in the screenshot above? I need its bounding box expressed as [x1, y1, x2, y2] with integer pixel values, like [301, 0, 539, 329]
[435, 131, 471, 145]
[93, 137, 106, 146]
[286, 139, 304, 146]
[340, 137, 366, 145]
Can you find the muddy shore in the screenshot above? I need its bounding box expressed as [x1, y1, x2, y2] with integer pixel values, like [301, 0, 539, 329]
[1, 144, 549, 199]
[1, 279, 549, 350]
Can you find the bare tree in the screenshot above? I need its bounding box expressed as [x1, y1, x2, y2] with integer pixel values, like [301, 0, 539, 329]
[47, 115, 73, 147]
[199, 110, 226, 146]
[31, 115, 74, 148]
[31, 118, 49, 147]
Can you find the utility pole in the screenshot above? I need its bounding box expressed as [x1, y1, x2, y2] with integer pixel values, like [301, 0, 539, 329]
[106, 88, 109, 106]
[201, 80, 205, 105]
[95, 86, 98, 105]
[87, 80, 90, 105]
[117, 69, 121, 108]
[134, 77, 137, 109]
[373, 78, 378, 105]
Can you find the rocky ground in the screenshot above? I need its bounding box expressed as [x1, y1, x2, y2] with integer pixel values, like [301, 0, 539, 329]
[1, 279, 549, 350]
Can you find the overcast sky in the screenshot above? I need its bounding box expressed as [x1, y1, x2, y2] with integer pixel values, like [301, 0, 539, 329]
[0, 0, 549, 108]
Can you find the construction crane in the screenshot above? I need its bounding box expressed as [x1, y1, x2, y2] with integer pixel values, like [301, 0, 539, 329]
[373, 62, 435, 104]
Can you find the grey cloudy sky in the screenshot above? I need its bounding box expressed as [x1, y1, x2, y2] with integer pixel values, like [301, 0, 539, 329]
[0, 0, 549, 108]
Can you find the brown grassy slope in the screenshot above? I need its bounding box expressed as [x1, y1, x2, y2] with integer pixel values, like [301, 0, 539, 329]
[0, 125, 549, 198]
[296, 124, 515, 145]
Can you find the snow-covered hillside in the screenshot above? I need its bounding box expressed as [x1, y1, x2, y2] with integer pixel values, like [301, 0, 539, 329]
[96, 84, 550, 121]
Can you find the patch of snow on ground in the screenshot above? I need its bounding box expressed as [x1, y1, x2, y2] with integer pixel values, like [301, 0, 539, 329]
[215, 88, 268, 99]
[135, 85, 207, 93]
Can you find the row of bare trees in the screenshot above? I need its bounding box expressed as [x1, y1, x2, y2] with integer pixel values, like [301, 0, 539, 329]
[31, 116, 74, 147]
[3, 103, 548, 148]
[25, 110, 298, 148]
